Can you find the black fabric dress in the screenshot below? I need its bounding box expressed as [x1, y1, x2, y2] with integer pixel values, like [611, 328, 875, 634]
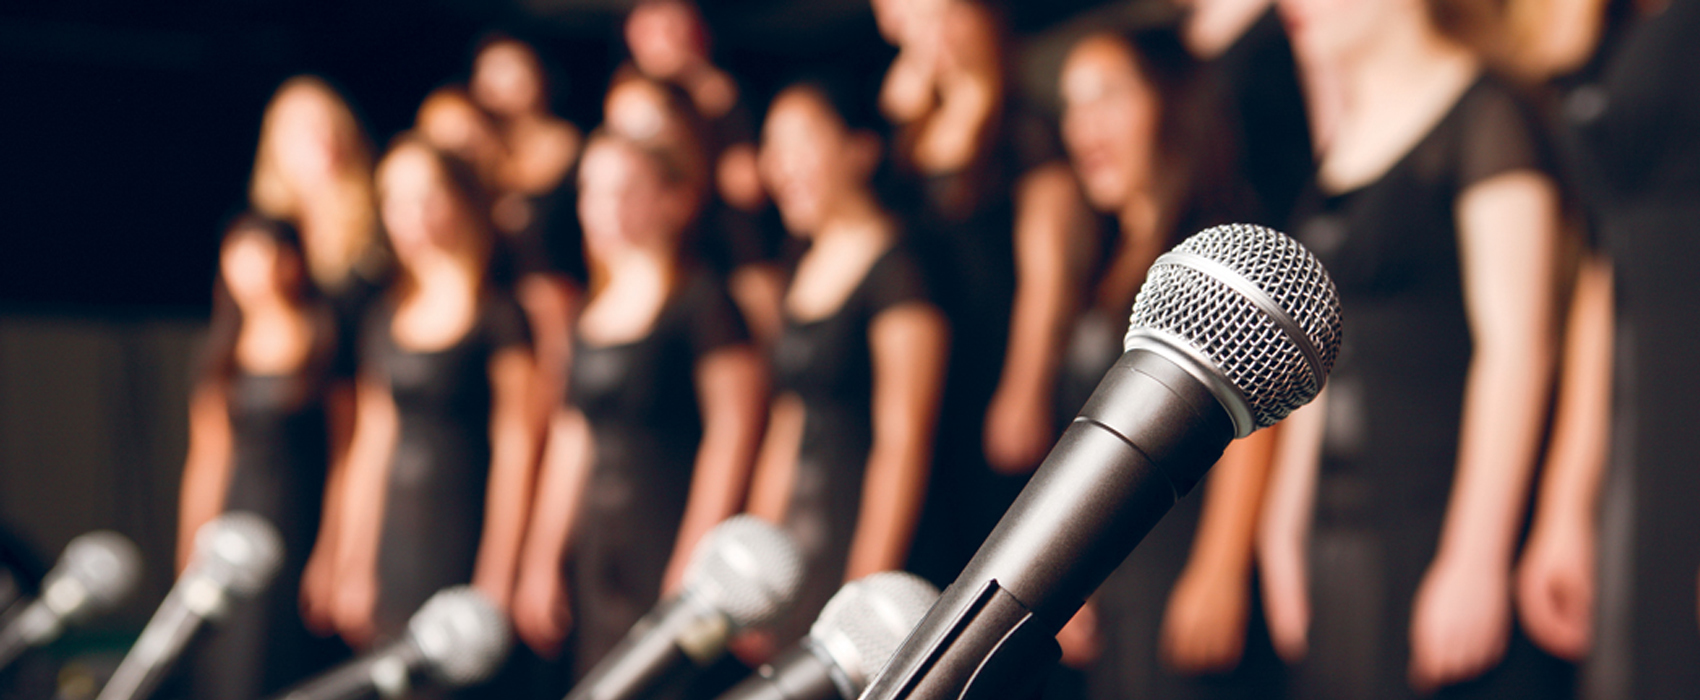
[1286, 75, 1571, 700]
[363, 291, 531, 641]
[187, 306, 351, 700]
[769, 244, 934, 645]
[1553, 2, 1700, 698]
[1210, 8, 1314, 229]
[564, 268, 750, 679]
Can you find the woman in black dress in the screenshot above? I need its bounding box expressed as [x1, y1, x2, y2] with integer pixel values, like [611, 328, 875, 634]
[510, 130, 767, 678]
[330, 138, 539, 668]
[745, 84, 950, 647]
[1257, 0, 1570, 697]
[1055, 28, 1286, 699]
[177, 215, 350, 700]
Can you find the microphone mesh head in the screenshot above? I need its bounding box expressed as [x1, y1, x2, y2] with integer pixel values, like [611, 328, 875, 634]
[192, 512, 284, 596]
[682, 515, 804, 630]
[1126, 223, 1342, 432]
[809, 572, 939, 691]
[408, 586, 512, 687]
[46, 531, 142, 619]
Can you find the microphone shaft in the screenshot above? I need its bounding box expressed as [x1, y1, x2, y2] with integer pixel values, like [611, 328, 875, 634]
[0, 599, 41, 670]
[862, 349, 1234, 700]
[715, 644, 840, 700]
[97, 592, 207, 700]
[273, 642, 424, 700]
[565, 597, 714, 700]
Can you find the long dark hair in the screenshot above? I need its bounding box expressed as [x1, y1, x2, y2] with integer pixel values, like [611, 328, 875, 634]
[198, 212, 329, 385]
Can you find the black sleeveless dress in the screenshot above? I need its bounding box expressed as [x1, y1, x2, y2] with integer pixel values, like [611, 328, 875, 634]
[564, 269, 750, 679]
[1554, 2, 1700, 697]
[1287, 75, 1571, 700]
[188, 306, 351, 700]
[769, 244, 934, 645]
[363, 292, 531, 639]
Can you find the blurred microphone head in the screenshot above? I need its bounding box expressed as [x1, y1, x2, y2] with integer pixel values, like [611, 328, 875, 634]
[682, 515, 804, 631]
[407, 586, 511, 687]
[41, 531, 143, 622]
[189, 512, 283, 596]
[1125, 222, 1342, 437]
[809, 572, 939, 695]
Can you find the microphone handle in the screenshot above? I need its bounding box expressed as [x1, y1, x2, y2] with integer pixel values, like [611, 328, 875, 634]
[565, 596, 723, 700]
[0, 597, 47, 671]
[273, 641, 425, 700]
[97, 587, 210, 700]
[714, 642, 842, 700]
[861, 349, 1235, 700]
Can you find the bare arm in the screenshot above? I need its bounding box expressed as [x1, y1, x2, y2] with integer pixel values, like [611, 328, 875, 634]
[302, 380, 356, 631]
[177, 381, 233, 573]
[1515, 251, 1613, 659]
[845, 303, 950, 580]
[473, 348, 541, 611]
[332, 376, 399, 645]
[910, 1, 1001, 174]
[1162, 426, 1279, 673]
[985, 162, 1091, 473]
[747, 395, 806, 525]
[1409, 170, 1561, 690]
[513, 407, 595, 655]
[662, 347, 769, 594]
[1257, 391, 1327, 661]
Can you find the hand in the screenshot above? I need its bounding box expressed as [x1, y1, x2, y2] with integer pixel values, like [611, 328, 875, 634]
[1257, 534, 1310, 662]
[728, 629, 778, 667]
[512, 570, 572, 658]
[1056, 602, 1101, 669]
[1161, 563, 1250, 675]
[983, 387, 1052, 475]
[298, 546, 338, 636]
[331, 567, 379, 649]
[1514, 516, 1594, 660]
[1408, 555, 1512, 693]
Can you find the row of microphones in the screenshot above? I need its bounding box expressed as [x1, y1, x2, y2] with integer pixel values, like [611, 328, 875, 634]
[0, 530, 142, 671]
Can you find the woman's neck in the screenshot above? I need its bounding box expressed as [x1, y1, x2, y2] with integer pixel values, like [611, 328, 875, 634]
[817, 189, 889, 243]
[1340, 18, 1478, 118]
[600, 247, 678, 295]
[404, 250, 480, 302]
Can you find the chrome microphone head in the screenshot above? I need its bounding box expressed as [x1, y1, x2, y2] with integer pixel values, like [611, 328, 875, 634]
[407, 586, 512, 687]
[809, 571, 940, 695]
[41, 531, 143, 622]
[682, 515, 804, 631]
[1126, 223, 1343, 437]
[190, 512, 284, 597]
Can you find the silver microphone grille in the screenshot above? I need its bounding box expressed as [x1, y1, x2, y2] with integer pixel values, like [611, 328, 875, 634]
[408, 586, 512, 687]
[1125, 223, 1342, 436]
[682, 515, 804, 630]
[191, 512, 284, 596]
[43, 531, 142, 620]
[809, 571, 940, 693]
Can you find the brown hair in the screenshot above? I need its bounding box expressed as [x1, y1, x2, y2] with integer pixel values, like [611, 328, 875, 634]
[1426, 0, 1510, 58]
[375, 135, 496, 293]
[249, 76, 378, 291]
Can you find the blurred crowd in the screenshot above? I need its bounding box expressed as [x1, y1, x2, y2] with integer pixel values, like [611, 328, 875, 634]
[157, 0, 1700, 698]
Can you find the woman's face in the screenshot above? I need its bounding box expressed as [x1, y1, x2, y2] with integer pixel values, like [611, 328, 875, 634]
[1060, 37, 1161, 213]
[1279, 0, 1395, 62]
[625, 1, 701, 79]
[577, 140, 677, 256]
[221, 232, 296, 308]
[760, 92, 858, 236]
[271, 90, 343, 189]
[379, 146, 463, 263]
[472, 41, 543, 117]
[604, 79, 672, 142]
[418, 97, 503, 182]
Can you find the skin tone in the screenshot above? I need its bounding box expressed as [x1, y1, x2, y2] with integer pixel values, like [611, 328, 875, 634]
[747, 86, 948, 604]
[177, 230, 355, 634]
[510, 139, 768, 657]
[873, 0, 1001, 174]
[260, 85, 373, 292]
[470, 40, 581, 198]
[329, 143, 540, 647]
[1180, 0, 1276, 58]
[1264, 0, 1563, 690]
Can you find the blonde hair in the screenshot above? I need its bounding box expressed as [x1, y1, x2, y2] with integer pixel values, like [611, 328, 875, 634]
[249, 75, 378, 291]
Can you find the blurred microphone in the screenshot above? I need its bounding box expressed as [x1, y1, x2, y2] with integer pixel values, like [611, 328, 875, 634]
[97, 512, 282, 700]
[273, 586, 510, 700]
[862, 224, 1343, 700]
[717, 572, 939, 700]
[0, 531, 142, 670]
[565, 515, 804, 700]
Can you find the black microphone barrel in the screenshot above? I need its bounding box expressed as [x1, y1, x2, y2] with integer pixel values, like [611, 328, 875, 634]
[720, 644, 840, 700]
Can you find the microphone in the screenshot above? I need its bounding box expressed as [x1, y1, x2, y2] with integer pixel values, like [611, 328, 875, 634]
[860, 224, 1342, 700]
[97, 511, 283, 700]
[717, 571, 939, 700]
[273, 586, 511, 700]
[565, 514, 805, 700]
[0, 531, 143, 670]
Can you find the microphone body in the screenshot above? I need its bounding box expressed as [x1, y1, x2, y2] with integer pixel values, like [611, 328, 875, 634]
[564, 515, 804, 700]
[859, 224, 1341, 700]
[0, 531, 142, 671]
[274, 586, 510, 700]
[97, 512, 282, 700]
